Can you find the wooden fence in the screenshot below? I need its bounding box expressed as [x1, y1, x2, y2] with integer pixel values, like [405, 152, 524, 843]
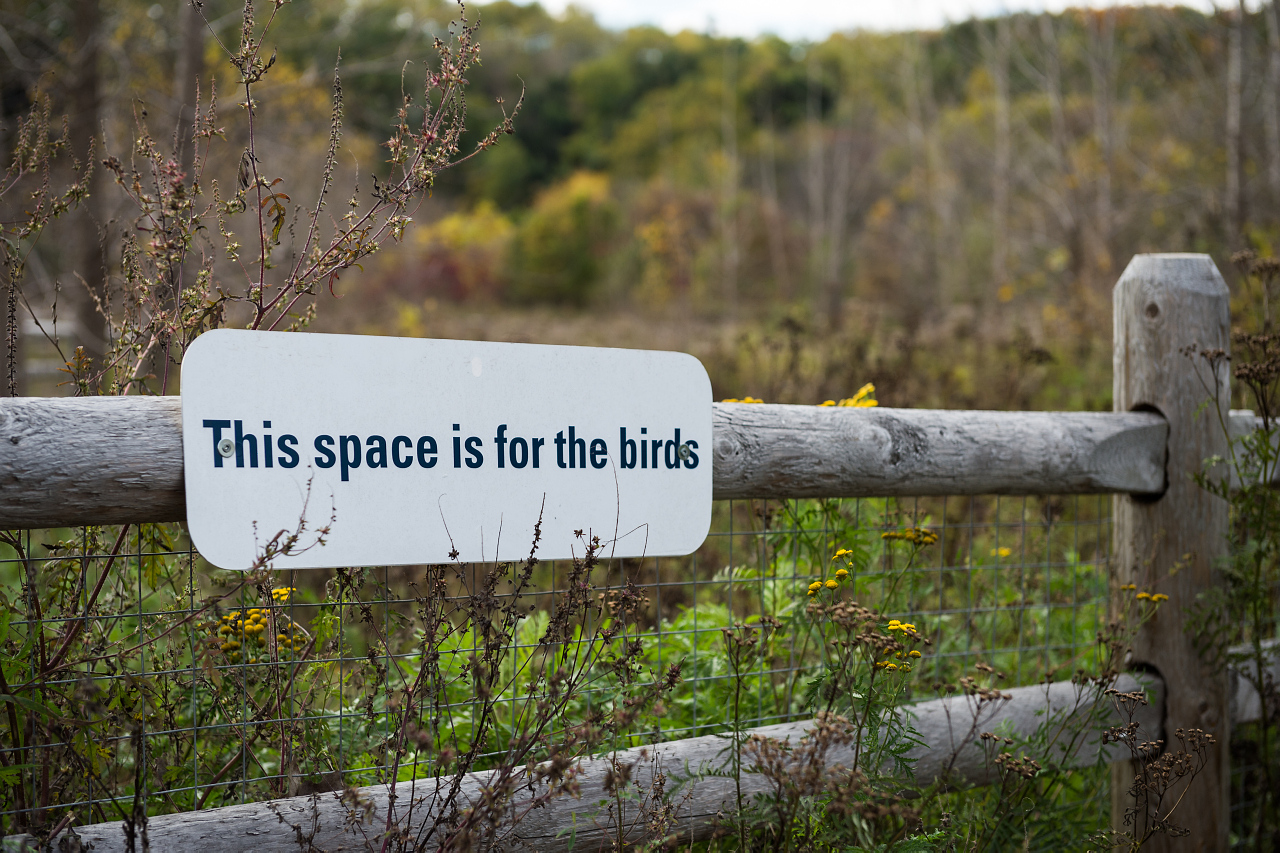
[1, 253, 1277, 852]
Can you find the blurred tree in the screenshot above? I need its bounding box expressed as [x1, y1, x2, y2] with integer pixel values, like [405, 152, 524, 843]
[507, 170, 616, 304]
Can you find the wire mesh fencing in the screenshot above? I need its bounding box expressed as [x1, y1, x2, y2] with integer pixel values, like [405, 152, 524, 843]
[0, 494, 1116, 834]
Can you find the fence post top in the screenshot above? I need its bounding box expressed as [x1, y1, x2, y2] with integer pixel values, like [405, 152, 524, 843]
[1114, 253, 1228, 298]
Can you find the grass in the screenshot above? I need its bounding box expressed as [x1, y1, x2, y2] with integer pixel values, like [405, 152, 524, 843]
[0, 492, 1111, 834]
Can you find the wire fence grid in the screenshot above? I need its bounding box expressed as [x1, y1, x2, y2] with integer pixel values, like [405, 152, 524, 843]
[0, 494, 1132, 836]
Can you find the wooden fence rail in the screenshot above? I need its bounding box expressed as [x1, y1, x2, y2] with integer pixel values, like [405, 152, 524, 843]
[13, 648, 1278, 853]
[0, 253, 1269, 851]
[0, 396, 1197, 529]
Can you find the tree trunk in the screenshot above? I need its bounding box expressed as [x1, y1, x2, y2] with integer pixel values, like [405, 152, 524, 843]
[756, 115, 791, 302]
[984, 18, 1012, 299]
[902, 35, 940, 303]
[68, 0, 107, 384]
[719, 40, 739, 319]
[1226, 0, 1246, 244]
[805, 54, 825, 320]
[1089, 9, 1116, 280]
[1039, 14, 1084, 293]
[1266, 2, 1280, 214]
[173, 0, 204, 174]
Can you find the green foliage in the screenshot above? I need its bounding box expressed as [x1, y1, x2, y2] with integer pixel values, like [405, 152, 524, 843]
[1184, 250, 1280, 851]
[506, 171, 618, 304]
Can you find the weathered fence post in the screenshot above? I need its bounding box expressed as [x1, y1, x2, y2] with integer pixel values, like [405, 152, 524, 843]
[1112, 254, 1231, 851]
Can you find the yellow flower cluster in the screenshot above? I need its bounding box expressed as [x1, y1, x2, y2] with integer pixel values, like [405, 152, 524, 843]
[820, 383, 878, 408]
[1119, 584, 1167, 602]
[215, 598, 305, 664]
[990, 547, 1012, 558]
[721, 396, 764, 404]
[271, 586, 297, 603]
[876, 622, 926, 673]
[806, 566, 851, 596]
[881, 528, 939, 546]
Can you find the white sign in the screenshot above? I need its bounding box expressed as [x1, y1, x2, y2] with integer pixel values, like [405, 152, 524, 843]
[181, 330, 713, 570]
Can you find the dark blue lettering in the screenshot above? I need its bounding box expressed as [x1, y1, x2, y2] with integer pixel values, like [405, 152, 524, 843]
[278, 435, 300, 468]
[465, 436, 483, 468]
[234, 420, 258, 468]
[314, 435, 336, 468]
[366, 435, 388, 468]
[417, 436, 438, 468]
[590, 438, 607, 469]
[683, 438, 699, 469]
[620, 427, 637, 469]
[509, 437, 528, 468]
[203, 419, 231, 468]
[392, 436, 413, 468]
[664, 429, 682, 469]
[568, 426, 586, 469]
[339, 435, 361, 481]
[495, 424, 508, 468]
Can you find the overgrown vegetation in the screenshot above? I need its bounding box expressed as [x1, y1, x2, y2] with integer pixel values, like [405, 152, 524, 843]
[1183, 250, 1280, 851]
[1, 0, 1278, 849]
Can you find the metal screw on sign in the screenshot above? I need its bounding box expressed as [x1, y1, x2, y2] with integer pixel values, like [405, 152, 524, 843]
[677, 443, 692, 462]
[217, 438, 235, 458]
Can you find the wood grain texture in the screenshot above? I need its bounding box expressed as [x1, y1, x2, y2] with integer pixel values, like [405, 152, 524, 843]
[15, 674, 1163, 853]
[0, 396, 184, 528]
[0, 397, 1182, 529]
[712, 403, 1168, 498]
[1111, 253, 1232, 852]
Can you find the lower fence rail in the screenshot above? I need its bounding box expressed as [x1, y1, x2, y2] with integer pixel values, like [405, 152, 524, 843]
[13, 658, 1280, 853]
[0, 495, 1274, 849]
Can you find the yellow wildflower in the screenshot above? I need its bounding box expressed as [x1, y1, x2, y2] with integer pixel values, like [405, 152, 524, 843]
[835, 568, 849, 580]
[887, 620, 902, 630]
[1151, 593, 1169, 603]
[884, 662, 898, 670]
[722, 396, 764, 404]
[909, 650, 922, 658]
[824, 579, 838, 589]
[837, 384, 877, 408]
[832, 549, 852, 560]
[990, 547, 1012, 558]
[881, 528, 938, 546]
[1120, 584, 1136, 591]
[808, 581, 822, 591]
[1136, 592, 1152, 601]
